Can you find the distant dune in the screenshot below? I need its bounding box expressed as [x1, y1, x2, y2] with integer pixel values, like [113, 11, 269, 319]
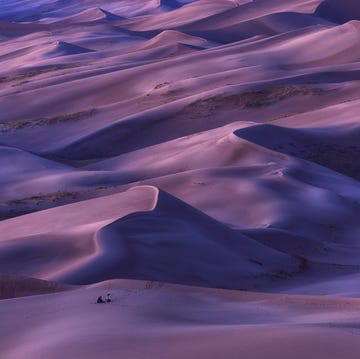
[1, 0, 360, 357]
[48, 7, 125, 24]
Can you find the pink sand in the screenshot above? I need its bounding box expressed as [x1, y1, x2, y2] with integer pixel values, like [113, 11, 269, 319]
[0, 0, 360, 357]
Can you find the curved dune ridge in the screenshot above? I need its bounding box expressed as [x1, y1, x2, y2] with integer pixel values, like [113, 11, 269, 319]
[1, 0, 360, 357]
[139, 30, 210, 50]
[173, 11, 334, 44]
[48, 41, 94, 56]
[0, 185, 300, 287]
[125, 30, 209, 59]
[52, 187, 300, 286]
[51, 7, 125, 24]
[0, 186, 158, 276]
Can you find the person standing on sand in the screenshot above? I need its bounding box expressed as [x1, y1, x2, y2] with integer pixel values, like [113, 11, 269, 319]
[97, 295, 105, 303]
[106, 293, 112, 303]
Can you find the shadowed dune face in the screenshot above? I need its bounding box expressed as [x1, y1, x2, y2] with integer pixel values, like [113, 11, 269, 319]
[315, 0, 360, 24]
[235, 124, 360, 180]
[0, 186, 301, 287]
[52, 189, 300, 286]
[0, 0, 360, 295]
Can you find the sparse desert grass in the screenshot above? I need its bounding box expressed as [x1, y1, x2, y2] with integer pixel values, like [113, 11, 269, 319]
[0, 274, 71, 300]
[154, 81, 170, 90]
[5, 190, 78, 205]
[0, 109, 96, 131]
[183, 86, 324, 119]
[0, 190, 80, 220]
[0, 64, 76, 84]
[0, 185, 115, 220]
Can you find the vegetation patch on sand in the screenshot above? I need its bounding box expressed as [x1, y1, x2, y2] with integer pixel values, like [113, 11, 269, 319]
[183, 86, 324, 119]
[0, 274, 72, 300]
[0, 109, 96, 132]
[0, 65, 76, 84]
[4, 190, 79, 205]
[0, 186, 114, 220]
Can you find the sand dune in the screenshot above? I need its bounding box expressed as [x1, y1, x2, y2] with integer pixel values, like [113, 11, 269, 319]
[145, 160, 360, 259]
[38, 84, 331, 160]
[126, 0, 322, 33]
[49, 7, 124, 24]
[235, 124, 360, 179]
[0, 145, 71, 198]
[173, 11, 333, 43]
[1, 0, 360, 357]
[0, 186, 157, 279]
[125, 0, 237, 31]
[268, 20, 360, 67]
[0, 185, 300, 287]
[139, 30, 210, 50]
[54, 188, 299, 286]
[43, 41, 94, 58]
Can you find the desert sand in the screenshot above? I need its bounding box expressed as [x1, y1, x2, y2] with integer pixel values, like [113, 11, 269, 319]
[0, 0, 360, 357]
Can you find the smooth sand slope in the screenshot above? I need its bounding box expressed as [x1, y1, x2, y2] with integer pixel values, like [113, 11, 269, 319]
[2, 279, 360, 359]
[0, 0, 360, 357]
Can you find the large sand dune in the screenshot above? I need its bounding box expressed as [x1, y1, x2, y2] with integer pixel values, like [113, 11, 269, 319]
[1, 0, 360, 357]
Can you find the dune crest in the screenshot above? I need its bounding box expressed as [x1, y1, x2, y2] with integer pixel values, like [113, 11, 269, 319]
[143, 30, 209, 48]
[56, 7, 124, 23]
[53, 187, 299, 286]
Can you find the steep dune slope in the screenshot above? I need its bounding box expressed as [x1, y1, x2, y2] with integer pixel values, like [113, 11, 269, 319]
[48, 7, 124, 24]
[235, 124, 360, 179]
[0, 187, 157, 279]
[54, 189, 299, 286]
[315, 0, 360, 24]
[0, 185, 300, 288]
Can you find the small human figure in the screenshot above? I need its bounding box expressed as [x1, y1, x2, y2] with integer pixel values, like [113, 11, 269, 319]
[106, 293, 112, 303]
[97, 295, 105, 303]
